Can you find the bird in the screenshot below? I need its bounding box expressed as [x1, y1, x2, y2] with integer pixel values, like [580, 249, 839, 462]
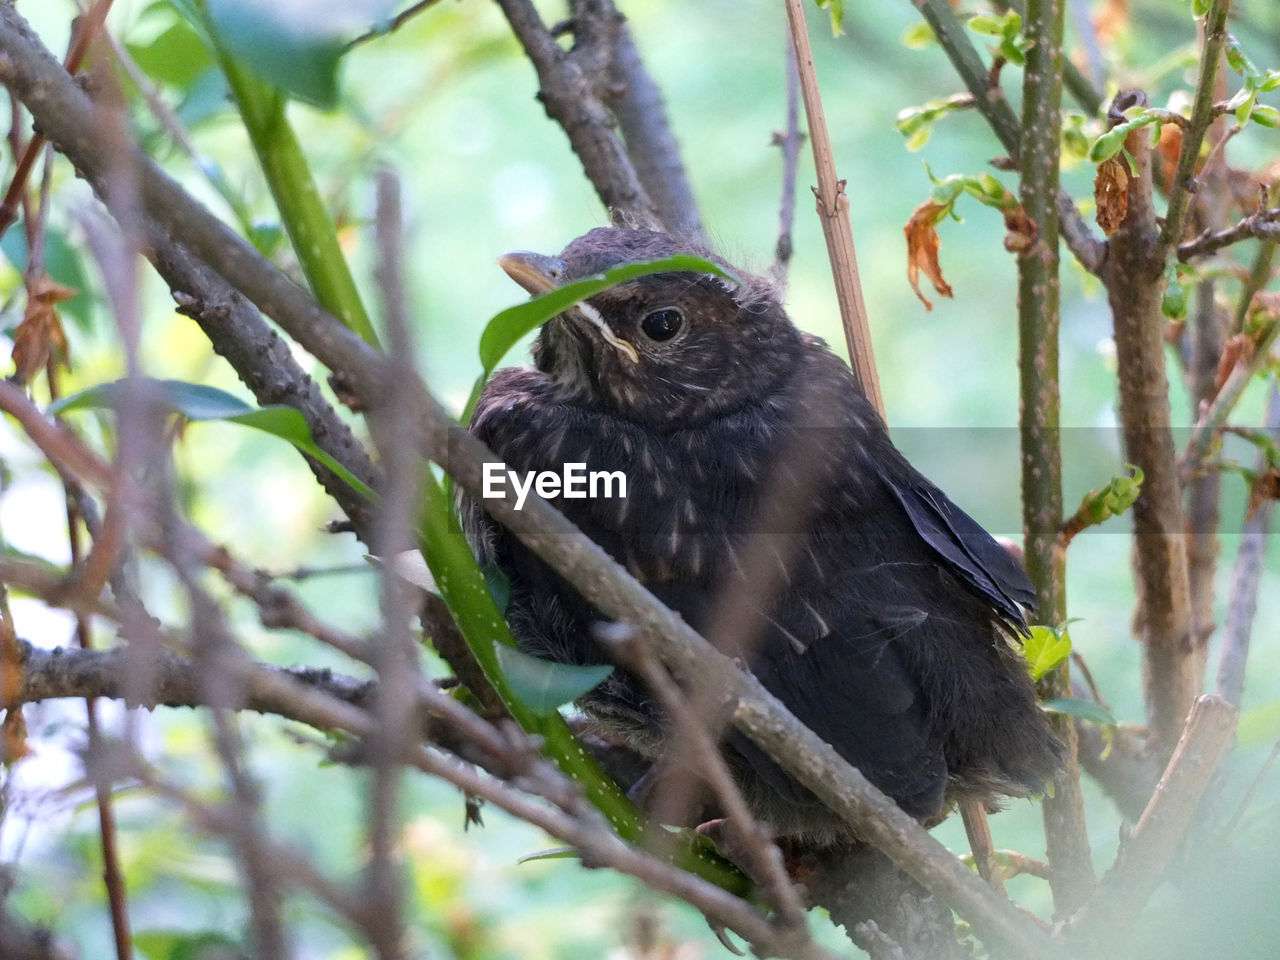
[462, 226, 1062, 846]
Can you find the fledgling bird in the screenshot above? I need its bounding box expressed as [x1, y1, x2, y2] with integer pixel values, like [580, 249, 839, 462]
[463, 227, 1062, 845]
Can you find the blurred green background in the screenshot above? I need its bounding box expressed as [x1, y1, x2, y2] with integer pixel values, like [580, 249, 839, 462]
[1, 0, 1279, 956]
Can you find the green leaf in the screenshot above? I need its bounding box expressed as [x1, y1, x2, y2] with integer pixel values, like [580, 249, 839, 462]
[464, 254, 734, 422]
[481, 563, 511, 617]
[50, 379, 373, 501]
[135, 928, 246, 960]
[1191, 0, 1212, 17]
[967, 14, 1008, 36]
[1235, 90, 1257, 127]
[1024, 624, 1072, 681]
[205, 0, 399, 108]
[493, 644, 613, 717]
[900, 21, 936, 50]
[1249, 104, 1279, 128]
[1163, 261, 1189, 319]
[516, 846, 578, 864]
[129, 17, 214, 89]
[1041, 698, 1118, 726]
[812, 0, 844, 36]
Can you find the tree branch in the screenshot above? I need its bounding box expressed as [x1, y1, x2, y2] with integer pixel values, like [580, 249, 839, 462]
[1101, 91, 1196, 754]
[494, 0, 656, 225]
[784, 0, 883, 414]
[604, 12, 705, 241]
[1177, 207, 1280, 261]
[1067, 695, 1238, 953]
[1160, 0, 1232, 250]
[906, 0, 1105, 275]
[1214, 380, 1280, 707]
[1016, 0, 1094, 915]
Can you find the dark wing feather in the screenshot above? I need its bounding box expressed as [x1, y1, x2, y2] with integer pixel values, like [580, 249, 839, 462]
[874, 464, 1033, 628]
[738, 609, 948, 820]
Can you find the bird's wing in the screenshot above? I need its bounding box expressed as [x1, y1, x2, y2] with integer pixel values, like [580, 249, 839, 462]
[738, 601, 948, 819]
[873, 462, 1034, 629]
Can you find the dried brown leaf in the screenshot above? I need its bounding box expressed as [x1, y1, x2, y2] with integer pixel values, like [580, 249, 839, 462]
[1246, 467, 1280, 523]
[1002, 206, 1038, 253]
[1094, 155, 1130, 237]
[1214, 333, 1253, 393]
[1155, 124, 1182, 192]
[11, 275, 75, 385]
[903, 200, 953, 311]
[1093, 0, 1130, 48]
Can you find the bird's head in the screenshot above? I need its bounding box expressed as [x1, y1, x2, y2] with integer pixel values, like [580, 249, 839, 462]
[498, 227, 801, 429]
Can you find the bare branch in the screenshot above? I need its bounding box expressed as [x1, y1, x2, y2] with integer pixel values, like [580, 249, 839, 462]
[606, 15, 705, 241]
[783, 0, 883, 415]
[1177, 205, 1280, 260]
[1068, 695, 1238, 952]
[770, 36, 803, 289]
[1101, 91, 1197, 754]
[1215, 381, 1280, 707]
[1017, 0, 1095, 913]
[494, 0, 655, 225]
[1160, 0, 1233, 250]
[1180, 321, 1280, 482]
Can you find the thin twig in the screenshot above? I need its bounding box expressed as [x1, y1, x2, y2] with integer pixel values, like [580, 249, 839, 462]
[1232, 237, 1277, 332]
[1017, 0, 1095, 915]
[1179, 320, 1280, 482]
[0, 0, 113, 236]
[1177, 206, 1280, 260]
[1160, 0, 1232, 250]
[1214, 381, 1280, 708]
[601, 625, 810, 932]
[1067, 695, 1238, 951]
[782, 0, 883, 415]
[770, 34, 803, 289]
[347, 0, 445, 49]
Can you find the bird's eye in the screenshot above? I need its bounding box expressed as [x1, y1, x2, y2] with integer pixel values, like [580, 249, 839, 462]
[640, 308, 683, 342]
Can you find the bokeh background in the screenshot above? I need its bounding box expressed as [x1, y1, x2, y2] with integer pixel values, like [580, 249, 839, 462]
[1, 0, 1279, 956]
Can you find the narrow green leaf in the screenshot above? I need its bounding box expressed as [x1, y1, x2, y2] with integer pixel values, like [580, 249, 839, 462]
[1040, 698, 1118, 726]
[493, 644, 613, 717]
[51, 379, 374, 501]
[463, 254, 733, 422]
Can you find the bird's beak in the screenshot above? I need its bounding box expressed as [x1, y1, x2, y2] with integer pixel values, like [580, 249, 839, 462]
[497, 251, 564, 295]
[497, 250, 639, 364]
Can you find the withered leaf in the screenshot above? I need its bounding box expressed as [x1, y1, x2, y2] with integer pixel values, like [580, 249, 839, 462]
[11, 276, 76, 385]
[1093, 0, 1130, 48]
[1155, 123, 1183, 191]
[1002, 206, 1038, 253]
[1094, 155, 1130, 236]
[1213, 332, 1254, 394]
[1246, 468, 1280, 524]
[903, 200, 954, 311]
